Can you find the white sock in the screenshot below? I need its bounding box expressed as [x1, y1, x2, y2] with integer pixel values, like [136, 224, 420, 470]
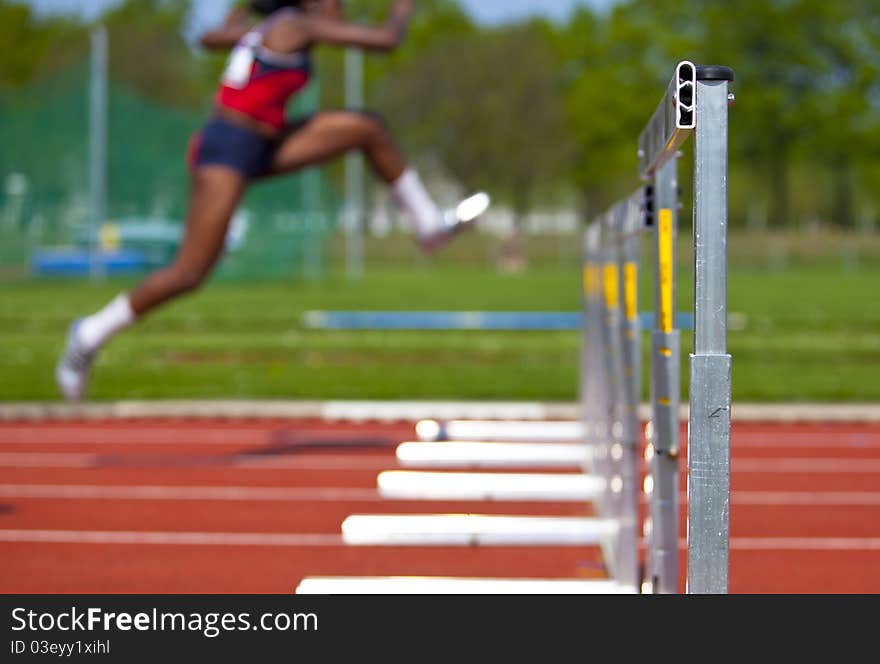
[77, 293, 136, 352]
[390, 169, 442, 239]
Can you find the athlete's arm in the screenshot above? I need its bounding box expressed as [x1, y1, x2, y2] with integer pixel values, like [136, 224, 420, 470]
[286, 0, 414, 53]
[199, 6, 257, 50]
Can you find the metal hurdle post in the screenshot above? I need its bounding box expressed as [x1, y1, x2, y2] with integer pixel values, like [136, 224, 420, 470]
[687, 67, 735, 594]
[582, 221, 615, 560]
[587, 186, 664, 594]
[598, 209, 626, 584]
[616, 195, 645, 593]
[583, 193, 644, 591]
[645, 156, 682, 594]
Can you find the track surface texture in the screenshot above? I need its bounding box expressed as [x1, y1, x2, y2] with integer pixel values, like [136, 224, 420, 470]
[0, 418, 877, 594]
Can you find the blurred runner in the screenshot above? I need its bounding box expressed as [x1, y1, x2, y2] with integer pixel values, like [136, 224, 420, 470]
[56, 0, 490, 402]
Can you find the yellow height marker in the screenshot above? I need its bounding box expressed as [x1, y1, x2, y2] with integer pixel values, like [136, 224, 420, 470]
[658, 209, 674, 334]
[603, 263, 619, 310]
[583, 264, 599, 298]
[624, 263, 638, 322]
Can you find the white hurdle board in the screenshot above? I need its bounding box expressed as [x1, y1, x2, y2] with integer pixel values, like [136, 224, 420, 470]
[340, 514, 617, 546]
[377, 471, 604, 502]
[396, 442, 590, 469]
[295, 576, 635, 594]
[416, 419, 584, 442]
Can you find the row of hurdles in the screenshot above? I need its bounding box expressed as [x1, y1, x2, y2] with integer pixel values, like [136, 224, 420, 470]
[295, 60, 735, 595]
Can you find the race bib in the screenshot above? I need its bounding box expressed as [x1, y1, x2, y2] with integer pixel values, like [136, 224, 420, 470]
[221, 33, 261, 88]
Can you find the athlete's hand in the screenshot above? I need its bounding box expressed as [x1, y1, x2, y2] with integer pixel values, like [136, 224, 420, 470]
[390, 0, 414, 23]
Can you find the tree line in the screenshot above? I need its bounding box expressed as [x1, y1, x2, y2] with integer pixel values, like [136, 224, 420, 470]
[2, 0, 878, 229]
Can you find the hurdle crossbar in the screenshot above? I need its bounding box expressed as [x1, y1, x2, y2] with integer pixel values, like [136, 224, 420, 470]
[415, 419, 584, 443]
[340, 514, 618, 547]
[377, 471, 604, 502]
[296, 577, 636, 594]
[395, 441, 589, 469]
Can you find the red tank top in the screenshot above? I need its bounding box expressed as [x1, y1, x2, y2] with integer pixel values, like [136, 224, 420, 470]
[216, 8, 312, 131]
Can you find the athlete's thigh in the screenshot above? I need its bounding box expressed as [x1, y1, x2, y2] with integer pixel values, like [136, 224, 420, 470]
[175, 166, 248, 268]
[267, 110, 377, 176]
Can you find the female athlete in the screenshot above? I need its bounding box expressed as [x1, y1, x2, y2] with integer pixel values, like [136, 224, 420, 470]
[56, 0, 490, 402]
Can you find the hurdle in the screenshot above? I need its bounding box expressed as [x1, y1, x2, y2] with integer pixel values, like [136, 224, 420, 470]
[296, 61, 734, 595]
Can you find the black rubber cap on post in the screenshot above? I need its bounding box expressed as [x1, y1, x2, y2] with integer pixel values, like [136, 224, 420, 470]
[696, 65, 735, 82]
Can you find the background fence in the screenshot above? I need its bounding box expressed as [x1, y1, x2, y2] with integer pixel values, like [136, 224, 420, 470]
[0, 52, 343, 283]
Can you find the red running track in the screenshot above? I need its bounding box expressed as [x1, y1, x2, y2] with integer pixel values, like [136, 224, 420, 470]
[0, 418, 878, 594]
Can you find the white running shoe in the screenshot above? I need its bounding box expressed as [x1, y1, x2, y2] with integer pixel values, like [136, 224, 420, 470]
[419, 192, 491, 255]
[55, 320, 96, 403]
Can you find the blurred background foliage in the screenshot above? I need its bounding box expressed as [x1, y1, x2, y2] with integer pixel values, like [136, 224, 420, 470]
[1, 0, 877, 238]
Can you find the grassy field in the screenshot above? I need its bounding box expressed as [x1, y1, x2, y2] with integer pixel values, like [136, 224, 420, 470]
[1, 228, 879, 404]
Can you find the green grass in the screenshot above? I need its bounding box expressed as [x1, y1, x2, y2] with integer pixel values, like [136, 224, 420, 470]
[2, 231, 879, 403]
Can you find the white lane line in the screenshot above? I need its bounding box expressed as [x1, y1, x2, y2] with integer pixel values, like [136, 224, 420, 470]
[661, 538, 880, 551]
[0, 453, 93, 467]
[0, 453, 391, 471]
[732, 458, 880, 473]
[730, 438, 880, 449]
[0, 485, 379, 502]
[0, 529, 877, 551]
[666, 492, 880, 507]
[0, 427, 399, 446]
[235, 456, 392, 470]
[0, 485, 877, 507]
[727, 538, 880, 551]
[4, 434, 880, 450]
[0, 429, 273, 445]
[2, 453, 879, 474]
[0, 529, 343, 547]
[730, 491, 880, 506]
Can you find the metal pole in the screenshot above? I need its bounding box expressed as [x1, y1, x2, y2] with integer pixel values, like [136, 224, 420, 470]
[3, 173, 28, 231]
[617, 198, 643, 591]
[581, 226, 599, 466]
[89, 26, 108, 281]
[583, 223, 610, 499]
[687, 69, 734, 594]
[647, 156, 681, 594]
[301, 77, 323, 281]
[599, 208, 630, 586]
[344, 48, 364, 281]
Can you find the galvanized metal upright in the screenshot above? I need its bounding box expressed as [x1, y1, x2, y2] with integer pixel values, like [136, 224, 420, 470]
[687, 66, 735, 594]
[344, 48, 365, 281]
[582, 222, 613, 541]
[615, 198, 643, 592]
[89, 26, 108, 281]
[647, 156, 681, 594]
[600, 207, 631, 585]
